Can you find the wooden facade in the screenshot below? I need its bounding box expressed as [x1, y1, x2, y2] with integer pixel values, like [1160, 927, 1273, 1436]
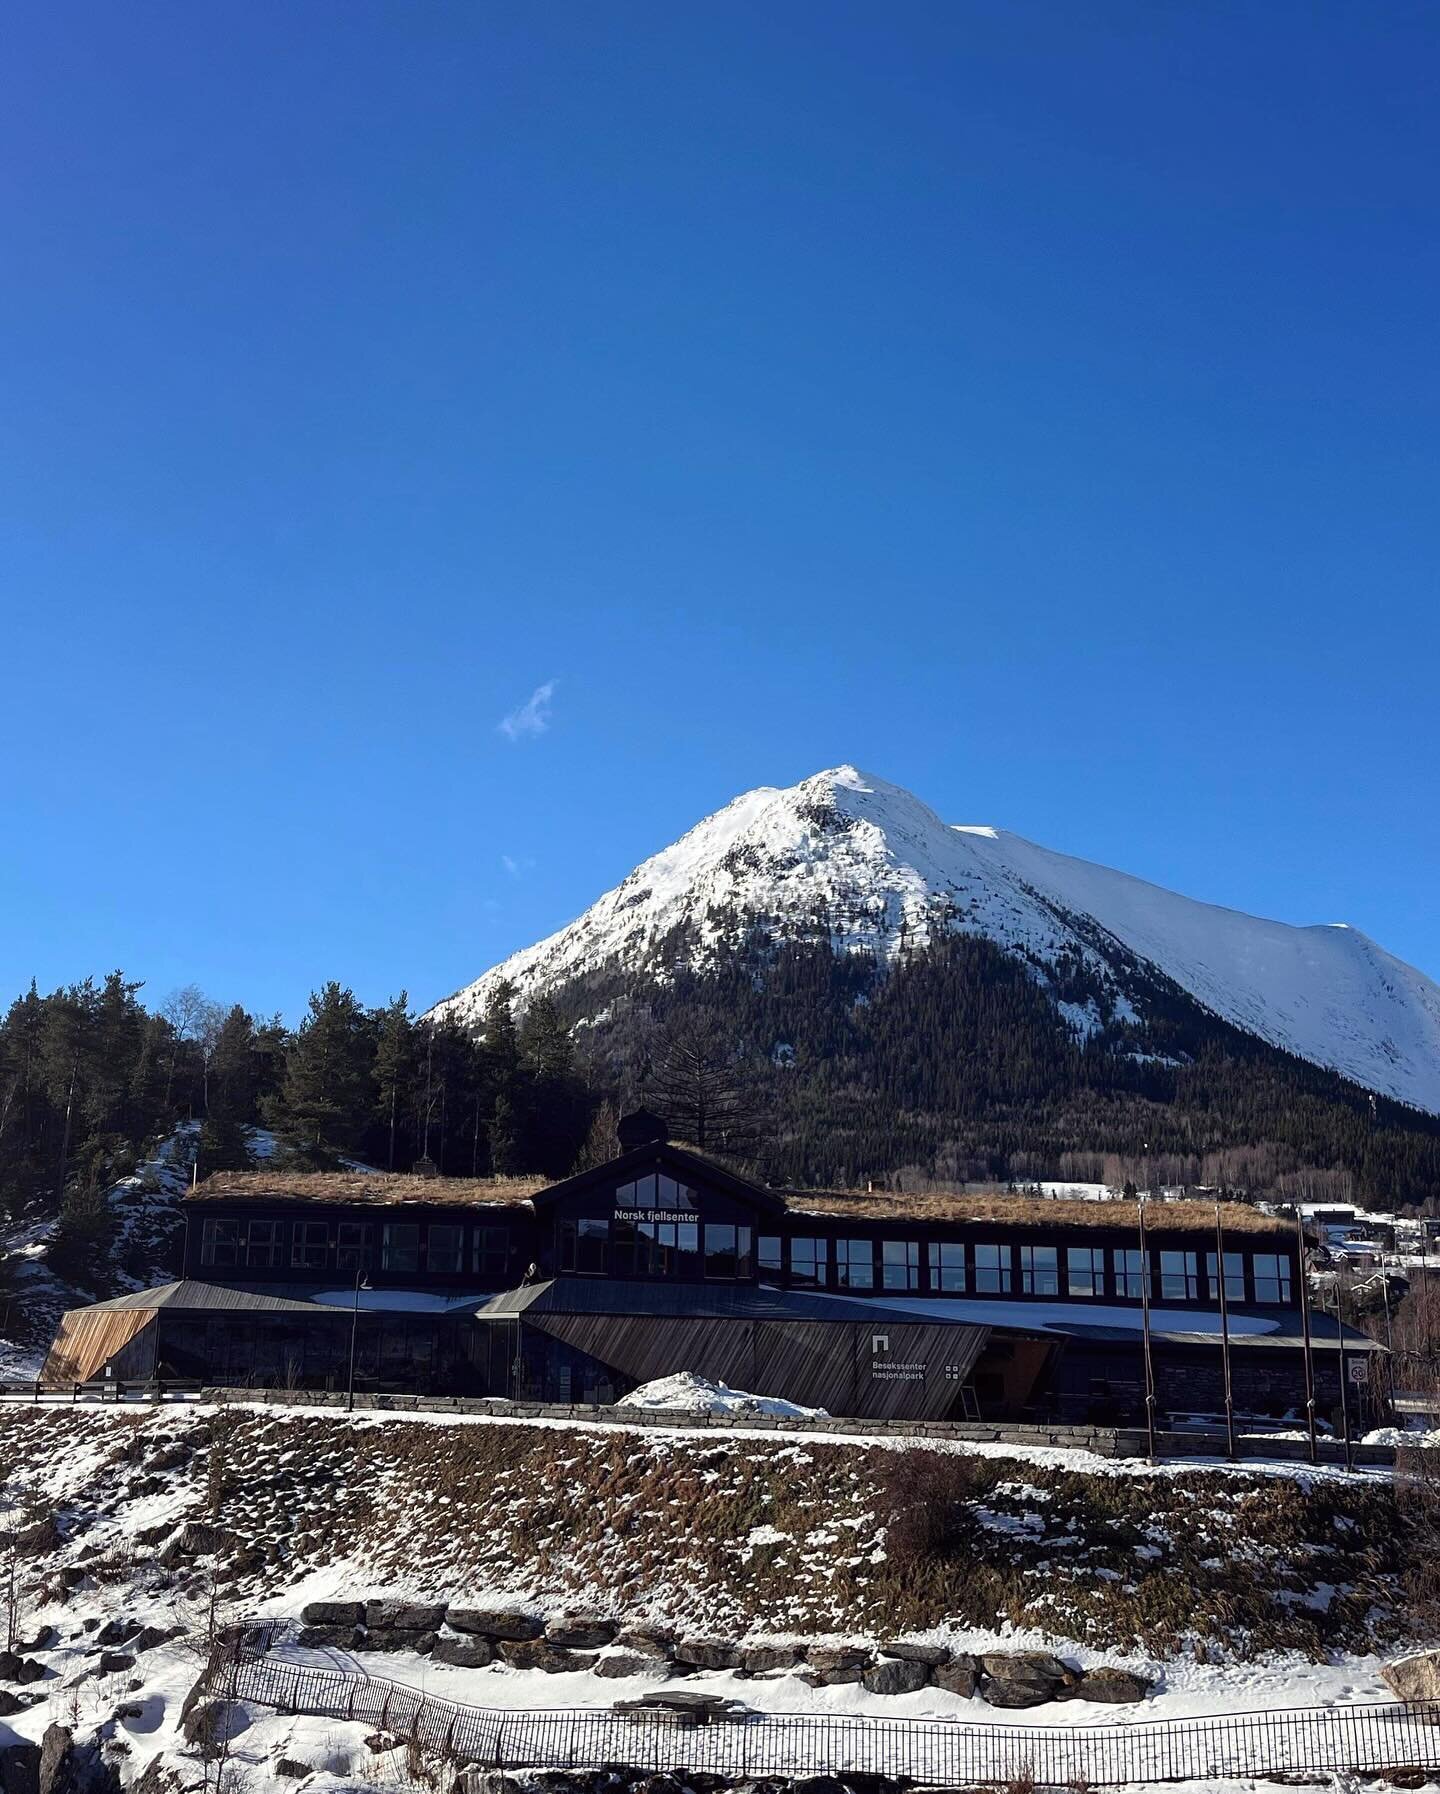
[40, 1306, 155, 1386]
[39, 1127, 1379, 1423]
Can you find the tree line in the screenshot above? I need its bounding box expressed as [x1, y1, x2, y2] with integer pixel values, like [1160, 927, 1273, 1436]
[4, 931, 1440, 1282]
[0, 975, 599, 1256]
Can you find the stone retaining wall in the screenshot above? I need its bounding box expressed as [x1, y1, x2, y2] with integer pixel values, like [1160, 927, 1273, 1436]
[295, 1602, 1152, 1708]
[203, 1385, 1396, 1467]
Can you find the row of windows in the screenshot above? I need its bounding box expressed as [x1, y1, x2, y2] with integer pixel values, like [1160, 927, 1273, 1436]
[558, 1217, 753, 1279]
[198, 1217, 510, 1277]
[197, 1210, 1293, 1306]
[755, 1237, 1293, 1304]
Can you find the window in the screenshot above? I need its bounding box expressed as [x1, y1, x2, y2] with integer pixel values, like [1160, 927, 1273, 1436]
[835, 1239, 875, 1290]
[245, 1220, 285, 1269]
[1206, 1251, 1245, 1304]
[291, 1221, 330, 1270]
[337, 1221, 372, 1272]
[665, 1220, 700, 1274]
[927, 1242, 966, 1292]
[974, 1244, 1012, 1294]
[576, 1218, 608, 1275]
[702, 1224, 752, 1279]
[1020, 1246, 1060, 1296]
[558, 1218, 609, 1274]
[382, 1223, 420, 1274]
[200, 1218, 239, 1269]
[882, 1240, 920, 1291]
[426, 1224, 464, 1274]
[1251, 1253, 1292, 1304]
[1156, 1250, 1199, 1302]
[790, 1237, 827, 1288]
[1067, 1246, 1105, 1297]
[472, 1225, 509, 1280]
[1112, 1248, 1145, 1299]
[615, 1173, 698, 1211]
[758, 1236, 782, 1276]
[615, 1174, 656, 1208]
[609, 1214, 644, 1276]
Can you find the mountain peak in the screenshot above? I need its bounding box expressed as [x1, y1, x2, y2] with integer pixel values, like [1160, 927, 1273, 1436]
[427, 768, 1440, 1113]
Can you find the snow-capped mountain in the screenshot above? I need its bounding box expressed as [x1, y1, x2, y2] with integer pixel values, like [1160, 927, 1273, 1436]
[429, 767, 1440, 1114]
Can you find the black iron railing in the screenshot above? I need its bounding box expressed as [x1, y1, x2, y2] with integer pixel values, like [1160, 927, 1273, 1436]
[214, 1626, 1440, 1787]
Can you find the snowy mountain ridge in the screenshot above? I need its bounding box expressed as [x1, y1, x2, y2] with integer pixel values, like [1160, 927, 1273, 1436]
[428, 766, 1440, 1114]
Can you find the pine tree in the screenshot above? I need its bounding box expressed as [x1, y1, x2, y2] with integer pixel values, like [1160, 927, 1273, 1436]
[489, 1092, 520, 1176]
[371, 993, 414, 1172]
[208, 1006, 260, 1124]
[519, 994, 573, 1083]
[276, 983, 373, 1165]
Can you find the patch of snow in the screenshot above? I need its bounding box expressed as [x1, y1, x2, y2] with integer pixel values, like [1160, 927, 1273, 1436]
[617, 1372, 830, 1419]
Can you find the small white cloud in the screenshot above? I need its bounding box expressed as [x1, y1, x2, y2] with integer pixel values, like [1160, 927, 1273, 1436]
[499, 679, 557, 741]
[501, 854, 535, 879]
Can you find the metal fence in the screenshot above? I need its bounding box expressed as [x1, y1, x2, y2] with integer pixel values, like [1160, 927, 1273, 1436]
[212, 1630, 1440, 1787]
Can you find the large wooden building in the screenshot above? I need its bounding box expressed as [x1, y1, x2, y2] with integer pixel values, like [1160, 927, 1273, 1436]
[41, 1113, 1377, 1424]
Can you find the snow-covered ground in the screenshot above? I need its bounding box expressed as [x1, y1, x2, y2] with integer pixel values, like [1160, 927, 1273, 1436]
[0, 1122, 308, 1381]
[426, 765, 1440, 1113]
[0, 1121, 204, 1381]
[0, 1398, 1421, 1790]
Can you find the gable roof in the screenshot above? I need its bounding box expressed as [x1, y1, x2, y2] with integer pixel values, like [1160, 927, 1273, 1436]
[527, 1138, 786, 1215]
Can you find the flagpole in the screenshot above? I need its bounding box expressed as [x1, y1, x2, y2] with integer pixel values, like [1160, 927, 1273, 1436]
[1214, 1200, 1236, 1462]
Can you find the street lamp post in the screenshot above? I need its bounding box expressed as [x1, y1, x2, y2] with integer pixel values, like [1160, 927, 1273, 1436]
[346, 1266, 371, 1413]
[1138, 1194, 1158, 1464]
[1333, 1276, 1353, 1472]
[1214, 1201, 1236, 1462]
[1294, 1207, 1319, 1466]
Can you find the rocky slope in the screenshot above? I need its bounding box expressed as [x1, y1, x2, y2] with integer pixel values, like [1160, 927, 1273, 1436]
[0, 1401, 1414, 1789]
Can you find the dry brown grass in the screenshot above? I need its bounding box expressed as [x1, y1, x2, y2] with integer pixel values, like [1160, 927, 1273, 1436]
[780, 1189, 1288, 1235]
[189, 1166, 1285, 1238]
[187, 1171, 544, 1209]
[0, 1406, 1402, 1661]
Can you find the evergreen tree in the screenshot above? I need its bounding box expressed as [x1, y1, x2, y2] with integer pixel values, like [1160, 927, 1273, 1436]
[480, 979, 522, 1090]
[371, 992, 415, 1172]
[519, 994, 573, 1083]
[276, 983, 373, 1165]
[208, 1006, 260, 1124]
[489, 1092, 520, 1176]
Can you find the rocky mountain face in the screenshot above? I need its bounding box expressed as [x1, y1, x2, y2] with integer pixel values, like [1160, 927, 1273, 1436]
[431, 766, 1440, 1116]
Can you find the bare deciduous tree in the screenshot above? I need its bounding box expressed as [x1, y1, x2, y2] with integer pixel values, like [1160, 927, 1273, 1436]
[646, 1013, 767, 1157]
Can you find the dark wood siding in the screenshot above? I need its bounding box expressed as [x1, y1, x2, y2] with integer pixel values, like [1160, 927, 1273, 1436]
[528, 1311, 991, 1421]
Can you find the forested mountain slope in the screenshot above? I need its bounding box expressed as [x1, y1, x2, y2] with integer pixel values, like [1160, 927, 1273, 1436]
[432, 767, 1440, 1115]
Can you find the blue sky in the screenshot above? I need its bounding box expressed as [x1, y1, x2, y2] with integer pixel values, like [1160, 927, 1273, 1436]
[2, 1, 1437, 1022]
